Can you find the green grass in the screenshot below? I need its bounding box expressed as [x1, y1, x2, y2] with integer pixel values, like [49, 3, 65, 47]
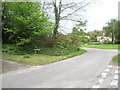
[82, 44, 118, 49]
[2, 48, 87, 65]
[2, 44, 84, 56]
[112, 54, 120, 62]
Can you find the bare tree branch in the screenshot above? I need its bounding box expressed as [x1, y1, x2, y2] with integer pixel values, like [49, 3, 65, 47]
[61, 3, 78, 12]
[61, 0, 94, 19]
[58, 0, 62, 17]
[61, 18, 82, 22]
[42, 0, 94, 36]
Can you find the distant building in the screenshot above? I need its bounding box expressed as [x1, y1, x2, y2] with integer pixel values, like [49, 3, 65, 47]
[97, 32, 112, 43]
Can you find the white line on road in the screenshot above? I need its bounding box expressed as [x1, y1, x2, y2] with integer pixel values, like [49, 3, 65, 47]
[116, 66, 118, 69]
[115, 70, 118, 74]
[92, 85, 100, 88]
[101, 72, 107, 78]
[111, 80, 118, 87]
[98, 79, 104, 84]
[108, 65, 112, 68]
[104, 69, 110, 72]
[114, 75, 118, 80]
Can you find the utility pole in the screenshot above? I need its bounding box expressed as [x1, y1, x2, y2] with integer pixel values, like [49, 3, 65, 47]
[112, 21, 115, 44]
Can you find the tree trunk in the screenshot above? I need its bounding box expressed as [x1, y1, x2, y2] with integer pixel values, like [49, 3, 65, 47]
[53, 0, 62, 38]
[53, 21, 59, 38]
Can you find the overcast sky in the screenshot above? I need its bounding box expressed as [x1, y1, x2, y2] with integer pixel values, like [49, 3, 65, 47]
[58, 0, 119, 33]
[53, 0, 119, 33]
[3, 0, 119, 33]
[85, 0, 119, 32]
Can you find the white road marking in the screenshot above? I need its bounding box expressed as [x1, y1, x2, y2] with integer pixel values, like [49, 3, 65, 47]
[114, 75, 118, 80]
[98, 79, 104, 84]
[115, 70, 118, 74]
[104, 69, 110, 72]
[101, 72, 107, 78]
[92, 85, 100, 88]
[111, 80, 118, 86]
[116, 66, 118, 69]
[92, 65, 119, 88]
[108, 65, 112, 68]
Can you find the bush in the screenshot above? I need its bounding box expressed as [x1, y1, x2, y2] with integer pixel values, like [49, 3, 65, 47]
[38, 48, 80, 56]
[44, 34, 77, 49]
[2, 44, 34, 55]
[87, 42, 100, 45]
[55, 40, 73, 49]
[103, 40, 112, 44]
[2, 44, 81, 56]
[23, 55, 30, 58]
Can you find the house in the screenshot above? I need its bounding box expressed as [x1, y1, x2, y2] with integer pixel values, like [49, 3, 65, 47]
[97, 32, 112, 43]
[97, 32, 105, 41]
[85, 35, 90, 39]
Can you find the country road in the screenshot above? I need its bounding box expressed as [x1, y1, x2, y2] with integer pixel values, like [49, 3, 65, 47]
[1, 47, 118, 88]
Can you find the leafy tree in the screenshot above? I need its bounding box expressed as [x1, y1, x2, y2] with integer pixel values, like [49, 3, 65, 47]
[2, 2, 52, 46]
[88, 30, 102, 42]
[103, 19, 120, 44]
[70, 21, 88, 45]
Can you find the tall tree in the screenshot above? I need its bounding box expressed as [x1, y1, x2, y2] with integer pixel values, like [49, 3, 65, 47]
[52, 0, 62, 37]
[43, 0, 94, 37]
[103, 19, 120, 44]
[2, 2, 52, 46]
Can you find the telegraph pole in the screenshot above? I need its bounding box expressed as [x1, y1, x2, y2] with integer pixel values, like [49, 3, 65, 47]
[112, 21, 115, 44]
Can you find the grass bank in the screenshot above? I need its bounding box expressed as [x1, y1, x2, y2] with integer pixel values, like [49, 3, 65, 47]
[112, 54, 120, 62]
[82, 44, 118, 49]
[2, 48, 87, 65]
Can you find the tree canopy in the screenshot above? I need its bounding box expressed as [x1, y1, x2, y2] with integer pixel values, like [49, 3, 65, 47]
[103, 19, 120, 44]
[2, 2, 52, 46]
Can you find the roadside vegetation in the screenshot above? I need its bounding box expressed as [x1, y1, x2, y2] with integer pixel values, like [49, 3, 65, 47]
[2, 49, 86, 65]
[112, 54, 120, 62]
[82, 44, 118, 49]
[2, 2, 119, 65]
[2, 2, 88, 65]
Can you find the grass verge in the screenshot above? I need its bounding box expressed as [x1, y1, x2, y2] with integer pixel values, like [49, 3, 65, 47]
[112, 54, 120, 62]
[82, 44, 118, 49]
[2, 48, 87, 65]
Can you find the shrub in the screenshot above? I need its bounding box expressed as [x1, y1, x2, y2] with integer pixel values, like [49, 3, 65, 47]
[87, 42, 100, 45]
[2, 44, 34, 55]
[23, 55, 30, 58]
[38, 48, 80, 56]
[103, 40, 112, 44]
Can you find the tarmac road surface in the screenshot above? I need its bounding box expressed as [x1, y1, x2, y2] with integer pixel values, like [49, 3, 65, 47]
[1, 47, 118, 88]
